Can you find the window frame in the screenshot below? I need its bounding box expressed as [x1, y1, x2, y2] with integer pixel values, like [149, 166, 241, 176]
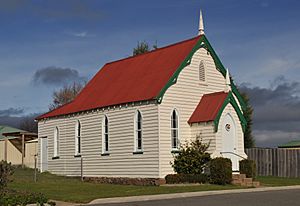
[199, 60, 207, 84]
[75, 120, 81, 156]
[102, 115, 109, 154]
[134, 110, 143, 153]
[53, 126, 59, 158]
[171, 109, 180, 151]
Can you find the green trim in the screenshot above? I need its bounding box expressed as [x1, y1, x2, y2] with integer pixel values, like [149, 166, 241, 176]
[213, 92, 247, 133]
[201, 36, 246, 110]
[155, 35, 246, 110]
[156, 35, 206, 103]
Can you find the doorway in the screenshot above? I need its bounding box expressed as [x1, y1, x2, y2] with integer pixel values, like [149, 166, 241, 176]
[221, 113, 239, 171]
[40, 137, 48, 172]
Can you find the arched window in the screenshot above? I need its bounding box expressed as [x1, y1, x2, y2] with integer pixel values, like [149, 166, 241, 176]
[134, 110, 143, 152]
[171, 109, 179, 149]
[199, 60, 206, 82]
[102, 115, 109, 154]
[75, 120, 81, 155]
[54, 127, 59, 157]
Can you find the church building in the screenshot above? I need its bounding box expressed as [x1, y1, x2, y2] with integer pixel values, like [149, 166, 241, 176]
[37, 11, 247, 183]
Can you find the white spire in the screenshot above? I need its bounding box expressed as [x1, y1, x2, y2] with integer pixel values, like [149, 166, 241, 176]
[225, 68, 231, 93]
[198, 10, 205, 35]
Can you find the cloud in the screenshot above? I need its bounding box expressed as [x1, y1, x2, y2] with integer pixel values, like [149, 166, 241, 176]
[32, 66, 86, 86]
[0, 113, 41, 131]
[240, 76, 300, 147]
[64, 31, 95, 38]
[0, 108, 24, 117]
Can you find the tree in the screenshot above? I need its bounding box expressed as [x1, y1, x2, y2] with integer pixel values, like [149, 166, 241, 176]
[241, 92, 255, 148]
[133, 41, 158, 56]
[49, 82, 85, 111]
[19, 115, 38, 133]
[171, 136, 211, 174]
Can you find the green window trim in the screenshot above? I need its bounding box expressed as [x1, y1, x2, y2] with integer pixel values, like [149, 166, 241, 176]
[213, 92, 247, 133]
[155, 35, 246, 111]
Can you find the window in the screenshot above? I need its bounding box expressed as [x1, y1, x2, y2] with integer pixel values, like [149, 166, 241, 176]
[171, 109, 179, 150]
[102, 115, 109, 154]
[199, 60, 206, 82]
[134, 110, 143, 152]
[53, 127, 59, 157]
[75, 120, 81, 155]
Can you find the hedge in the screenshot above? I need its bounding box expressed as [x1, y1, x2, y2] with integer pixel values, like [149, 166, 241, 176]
[165, 174, 209, 184]
[240, 159, 256, 178]
[209, 157, 232, 185]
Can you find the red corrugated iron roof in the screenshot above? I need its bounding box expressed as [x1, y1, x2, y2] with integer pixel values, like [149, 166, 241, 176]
[37, 35, 201, 120]
[188, 92, 228, 124]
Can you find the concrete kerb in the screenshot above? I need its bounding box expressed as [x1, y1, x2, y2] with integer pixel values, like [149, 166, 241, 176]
[87, 185, 300, 205]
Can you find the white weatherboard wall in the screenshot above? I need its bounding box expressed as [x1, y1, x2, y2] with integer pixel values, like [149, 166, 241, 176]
[158, 47, 230, 178]
[38, 103, 160, 178]
[190, 122, 216, 154]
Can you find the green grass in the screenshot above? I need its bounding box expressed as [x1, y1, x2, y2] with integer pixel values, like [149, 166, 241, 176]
[9, 167, 241, 203]
[257, 176, 300, 187]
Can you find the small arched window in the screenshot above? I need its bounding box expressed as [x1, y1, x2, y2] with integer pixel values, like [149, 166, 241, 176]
[75, 120, 81, 155]
[199, 60, 206, 82]
[54, 127, 59, 157]
[134, 110, 143, 152]
[171, 109, 179, 149]
[102, 115, 109, 154]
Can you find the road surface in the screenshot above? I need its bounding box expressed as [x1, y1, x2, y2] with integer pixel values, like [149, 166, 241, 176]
[89, 188, 300, 206]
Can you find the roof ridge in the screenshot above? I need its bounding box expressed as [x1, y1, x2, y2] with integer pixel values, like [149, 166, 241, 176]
[105, 35, 201, 66]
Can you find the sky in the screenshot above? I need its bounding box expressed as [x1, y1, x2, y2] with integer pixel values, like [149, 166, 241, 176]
[0, 0, 300, 147]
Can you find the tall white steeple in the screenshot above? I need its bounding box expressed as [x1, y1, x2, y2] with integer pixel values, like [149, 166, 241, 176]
[198, 10, 205, 35]
[225, 68, 231, 93]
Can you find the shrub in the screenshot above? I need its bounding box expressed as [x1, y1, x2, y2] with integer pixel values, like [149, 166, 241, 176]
[209, 157, 232, 185]
[171, 137, 211, 174]
[165, 174, 209, 184]
[0, 161, 14, 191]
[0, 190, 49, 206]
[240, 159, 256, 178]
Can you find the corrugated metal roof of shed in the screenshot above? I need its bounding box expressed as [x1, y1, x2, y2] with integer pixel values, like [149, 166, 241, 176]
[278, 140, 300, 148]
[0, 125, 26, 140]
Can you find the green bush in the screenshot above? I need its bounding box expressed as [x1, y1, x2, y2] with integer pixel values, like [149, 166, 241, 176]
[0, 161, 14, 191]
[240, 159, 256, 178]
[209, 157, 232, 185]
[171, 137, 211, 174]
[0, 190, 49, 206]
[165, 174, 209, 184]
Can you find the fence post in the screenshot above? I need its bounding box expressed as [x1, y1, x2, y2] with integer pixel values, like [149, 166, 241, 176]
[34, 154, 37, 182]
[81, 156, 83, 182]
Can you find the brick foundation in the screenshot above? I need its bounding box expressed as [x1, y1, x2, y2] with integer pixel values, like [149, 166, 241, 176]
[84, 176, 166, 186]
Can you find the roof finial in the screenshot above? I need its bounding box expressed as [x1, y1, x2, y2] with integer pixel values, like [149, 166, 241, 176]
[198, 9, 205, 35]
[225, 68, 231, 93]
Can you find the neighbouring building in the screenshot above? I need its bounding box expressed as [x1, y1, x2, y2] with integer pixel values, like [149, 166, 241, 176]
[36, 11, 247, 183]
[278, 140, 300, 149]
[0, 125, 38, 168]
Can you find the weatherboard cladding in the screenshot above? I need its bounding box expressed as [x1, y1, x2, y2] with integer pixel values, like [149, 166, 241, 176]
[37, 36, 201, 120]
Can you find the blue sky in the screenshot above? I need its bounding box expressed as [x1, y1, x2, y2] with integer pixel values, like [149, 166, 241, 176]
[1, 0, 300, 147]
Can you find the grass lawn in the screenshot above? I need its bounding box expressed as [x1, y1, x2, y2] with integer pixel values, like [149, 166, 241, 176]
[257, 176, 300, 187]
[9, 167, 241, 203]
